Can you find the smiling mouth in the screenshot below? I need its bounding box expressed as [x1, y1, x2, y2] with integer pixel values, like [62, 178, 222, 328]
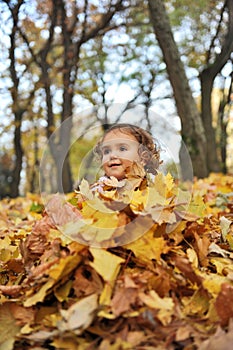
[109, 163, 121, 168]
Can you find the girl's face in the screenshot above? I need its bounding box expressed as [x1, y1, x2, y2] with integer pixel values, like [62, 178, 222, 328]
[101, 129, 141, 180]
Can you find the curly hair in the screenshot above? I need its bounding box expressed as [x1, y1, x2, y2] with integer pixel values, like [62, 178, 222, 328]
[94, 123, 161, 175]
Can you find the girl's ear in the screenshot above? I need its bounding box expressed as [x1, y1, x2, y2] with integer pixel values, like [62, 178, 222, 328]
[139, 150, 150, 166]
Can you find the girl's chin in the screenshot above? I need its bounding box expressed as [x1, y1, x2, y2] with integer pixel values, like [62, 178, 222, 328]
[108, 174, 124, 180]
[105, 170, 125, 180]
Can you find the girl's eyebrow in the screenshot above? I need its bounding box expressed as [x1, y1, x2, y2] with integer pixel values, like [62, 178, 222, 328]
[101, 144, 111, 150]
[101, 141, 131, 148]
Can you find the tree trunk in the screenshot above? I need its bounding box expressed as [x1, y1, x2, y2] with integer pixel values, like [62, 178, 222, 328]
[199, 0, 233, 173]
[200, 72, 220, 172]
[11, 113, 23, 197]
[8, 0, 25, 197]
[37, 0, 125, 193]
[148, 0, 208, 179]
[218, 74, 233, 173]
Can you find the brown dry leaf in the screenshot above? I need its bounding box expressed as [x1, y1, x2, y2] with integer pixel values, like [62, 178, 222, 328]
[139, 290, 175, 326]
[0, 285, 22, 297]
[45, 194, 82, 226]
[115, 214, 155, 246]
[172, 254, 203, 286]
[147, 266, 173, 297]
[199, 323, 233, 350]
[102, 176, 125, 188]
[110, 274, 140, 317]
[215, 283, 233, 326]
[51, 336, 89, 350]
[57, 293, 98, 334]
[149, 205, 177, 225]
[111, 285, 139, 317]
[73, 265, 103, 298]
[2, 174, 233, 348]
[175, 324, 193, 342]
[99, 338, 133, 350]
[192, 230, 211, 267]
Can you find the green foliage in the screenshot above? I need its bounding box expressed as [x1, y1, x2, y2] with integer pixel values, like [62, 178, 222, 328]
[30, 202, 44, 213]
[167, 0, 227, 67]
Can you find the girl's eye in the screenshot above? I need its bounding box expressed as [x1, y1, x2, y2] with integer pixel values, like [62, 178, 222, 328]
[103, 148, 110, 155]
[120, 146, 127, 151]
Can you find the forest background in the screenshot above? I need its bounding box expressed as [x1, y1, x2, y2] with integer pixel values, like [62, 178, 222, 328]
[0, 0, 233, 198]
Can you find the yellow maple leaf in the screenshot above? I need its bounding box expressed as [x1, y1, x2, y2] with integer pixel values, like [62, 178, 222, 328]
[54, 280, 73, 302]
[125, 228, 170, 262]
[0, 304, 21, 349]
[24, 255, 82, 307]
[89, 248, 125, 306]
[151, 172, 175, 198]
[49, 255, 82, 280]
[89, 248, 125, 283]
[209, 257, 233, 275]
[81, 196, 116, 217]
[78, 178, 94, 200]
[202, 273, 230, 296]
[144, 187, 170, 210]
[182, 287, 210, 317]
[23, 279, 55, 307]
[81, 211, 119, 245]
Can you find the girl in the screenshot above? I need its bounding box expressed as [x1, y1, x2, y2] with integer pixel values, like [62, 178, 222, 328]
[91, 123, 161, 191]
[46, 123, 161, 227]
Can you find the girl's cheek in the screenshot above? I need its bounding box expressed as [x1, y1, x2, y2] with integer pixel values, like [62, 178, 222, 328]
[102, 154, 108, 163]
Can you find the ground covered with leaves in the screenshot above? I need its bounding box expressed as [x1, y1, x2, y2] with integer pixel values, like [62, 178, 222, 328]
[1, 172, 233, 350]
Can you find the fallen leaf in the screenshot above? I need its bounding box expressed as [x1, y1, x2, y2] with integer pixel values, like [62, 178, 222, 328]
[215, 283, 233, 326]
[89, 248, 125, 283]
[89, 248, 125, 306]
[58, 293, 98, 333]
[125, 229, 170, 262]
[0, 303, 21, 349]
[199, 324, 233, 350]
[139, 290, 174, 325]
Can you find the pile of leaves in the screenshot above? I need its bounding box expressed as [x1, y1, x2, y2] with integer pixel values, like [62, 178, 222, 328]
[1, 172, 233, 350]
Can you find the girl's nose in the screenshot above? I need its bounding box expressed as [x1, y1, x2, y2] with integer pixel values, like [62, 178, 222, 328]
[110, 152, 118, 159]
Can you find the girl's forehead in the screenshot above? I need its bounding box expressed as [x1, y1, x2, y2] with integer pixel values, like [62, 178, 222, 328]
[102, 129, 138, 143]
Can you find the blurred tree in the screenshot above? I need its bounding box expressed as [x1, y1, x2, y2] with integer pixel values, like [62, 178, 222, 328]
[20, 0, 129, 193]
[216, 70, 233, 173]
[148, 0, 233, 178]
[166, 0, 233, 174]
[148, 0, 208, 178]
[1, 0, 130, 194]
[199, 0, 233, 172]
[1, 0, 233, 197]
[0, 153, 13, 198]
[3, 0, 25, 197]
